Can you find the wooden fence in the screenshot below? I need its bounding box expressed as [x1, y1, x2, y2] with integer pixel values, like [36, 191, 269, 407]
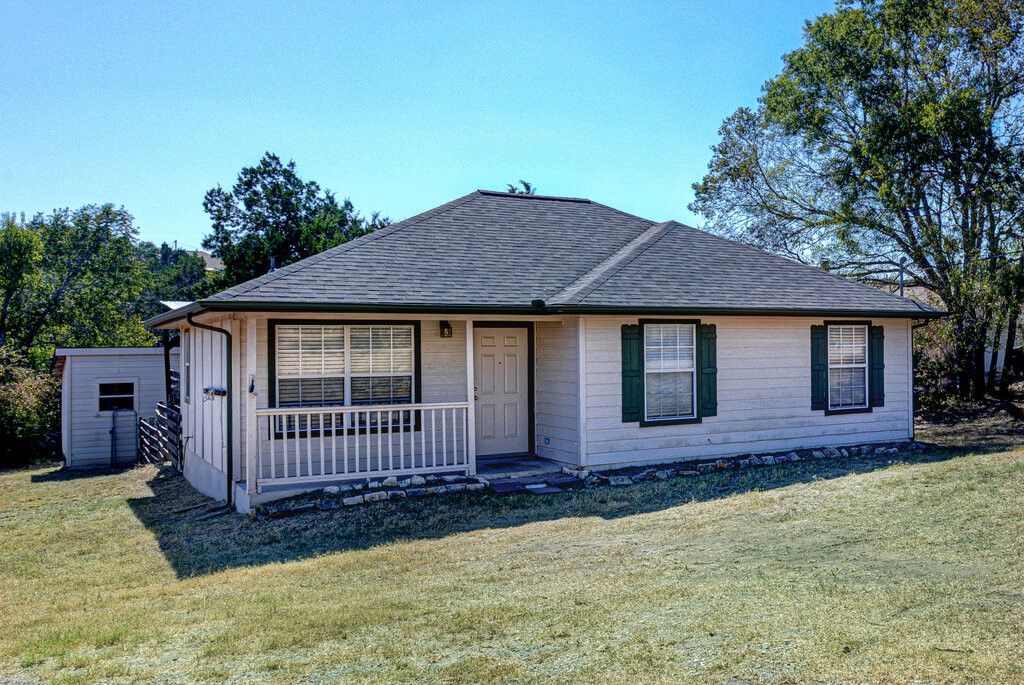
[139, 401, 182, 469]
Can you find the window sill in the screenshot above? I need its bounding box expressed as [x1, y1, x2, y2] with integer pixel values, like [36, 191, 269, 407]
[824, 406, 872, 416]
[639, 416, 702, 427]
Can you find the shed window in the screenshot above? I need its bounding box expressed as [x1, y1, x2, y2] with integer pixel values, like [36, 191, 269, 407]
[99, 382, 135, 411]
[828, 324, 868, 410]
[644, 323, 696, 421]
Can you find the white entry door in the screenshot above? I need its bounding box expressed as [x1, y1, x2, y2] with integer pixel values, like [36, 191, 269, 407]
[474, 327, 529, 456]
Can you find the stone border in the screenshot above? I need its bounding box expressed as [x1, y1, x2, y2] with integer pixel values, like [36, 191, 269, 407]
[257, 440, 929, 517]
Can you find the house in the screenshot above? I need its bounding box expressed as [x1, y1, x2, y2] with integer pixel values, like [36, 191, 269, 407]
[185, 249, 224, 272]
[56, 347, 178, 468]
[144, 190, 943, 512]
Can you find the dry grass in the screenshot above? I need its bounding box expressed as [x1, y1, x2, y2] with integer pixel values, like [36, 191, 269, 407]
[1, 414, 1022, 684]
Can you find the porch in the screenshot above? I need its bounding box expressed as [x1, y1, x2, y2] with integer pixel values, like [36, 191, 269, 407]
[236, 316, 581, 510]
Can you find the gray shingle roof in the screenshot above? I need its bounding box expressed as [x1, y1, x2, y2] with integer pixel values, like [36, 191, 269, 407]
[174, 190, 944, 320]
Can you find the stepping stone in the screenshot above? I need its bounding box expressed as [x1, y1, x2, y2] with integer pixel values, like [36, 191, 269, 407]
[518, 475, 552, 485]
[542, 473, 581, 488]
[526, 485, 563, 494]
[491, 480, 527, 494]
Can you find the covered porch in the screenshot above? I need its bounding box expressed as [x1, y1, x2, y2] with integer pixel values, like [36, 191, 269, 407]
[236, 315, 581, 509]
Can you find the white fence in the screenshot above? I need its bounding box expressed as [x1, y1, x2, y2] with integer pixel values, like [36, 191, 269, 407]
[252, 402, 472, 491]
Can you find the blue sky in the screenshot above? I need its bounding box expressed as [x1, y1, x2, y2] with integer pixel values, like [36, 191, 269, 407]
[2, 0, 833, 249]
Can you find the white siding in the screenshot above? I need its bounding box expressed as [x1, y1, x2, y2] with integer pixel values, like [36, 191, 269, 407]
[534, 317, 580, 463]
[581, 316, 913, 467]
[180, 321, 229, 475]
[61, 349, 176, 468]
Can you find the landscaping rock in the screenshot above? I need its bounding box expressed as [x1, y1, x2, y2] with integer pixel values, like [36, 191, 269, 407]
[409, 475, 426, 486]
[762, 455, 776, 466]
[343, 495, 364, 506]
[363, 491, 388, 503]
[823, 447, 841, 459]
[787, 452, 800, 461]
[473, 477, 490, 486]
[608, 475, 634, 486]
[655, 469, 674, 479]
[811, 451, 825, 460]
[738, 460, 750, 469]
[679, 470, 699, 477]
[466, 483, 487, 491]
[441, 475, 462, 483]
[446, 483, 467, 493]
[634, 469, 657, 481]
[425, 486, 447, 495]
[697, 463, 715, 473]
[367, 481, 381, 489]
[748, 455, 762, 466]
[399, 478, 411, 488]
[382, 476, 399, 487]
[318, 500, 341, 510]
[562, 467, 590, 479]
[406, 488, 427, 497]
[323, 486, 341, 495]
[352, 483, 364, 490]
[714, 460, 728, 471]
[387, 490, 406, 500]
[840, 448, 849, 458]
[583, 476, 603, 487]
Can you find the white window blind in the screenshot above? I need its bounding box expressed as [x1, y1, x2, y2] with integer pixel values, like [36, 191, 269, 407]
[274, 324, 414, 409]
[644, 323, 696, 420]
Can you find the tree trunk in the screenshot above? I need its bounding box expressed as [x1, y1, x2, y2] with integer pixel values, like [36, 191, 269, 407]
[998, 306, 1021, 397]
[987, 321, 1005, 393]
[972, 338, 988, 400]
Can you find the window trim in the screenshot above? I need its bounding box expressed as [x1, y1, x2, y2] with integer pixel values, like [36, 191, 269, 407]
[638, 318, 703, 427]
[823, 320, 873, 416]
[267, 319, 422, 435]
[96, 377, 138, 415]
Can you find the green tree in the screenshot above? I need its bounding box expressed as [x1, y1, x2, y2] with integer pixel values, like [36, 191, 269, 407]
[1, 205, 154, 363]
[0, 215, 42, 348]
[201, 152, 388, 288]
[137, 242, 212, 317]
[506, 180, 537, 195]
[691, 0, 1024, 399]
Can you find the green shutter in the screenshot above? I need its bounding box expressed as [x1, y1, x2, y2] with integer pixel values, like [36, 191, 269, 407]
[621, 324, 643, 422]
[869, 325, 885, 407]
[699, 324, 718, 417]
[811, 325, 827, 410]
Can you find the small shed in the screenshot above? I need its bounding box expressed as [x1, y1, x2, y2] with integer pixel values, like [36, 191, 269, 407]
[56, 347, 178, 469]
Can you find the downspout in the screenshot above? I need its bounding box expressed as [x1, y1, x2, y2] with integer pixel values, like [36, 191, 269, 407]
[186, 312, 233, 507]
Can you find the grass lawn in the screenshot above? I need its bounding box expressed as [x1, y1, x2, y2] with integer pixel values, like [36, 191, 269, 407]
[1, 412, 1022, 684]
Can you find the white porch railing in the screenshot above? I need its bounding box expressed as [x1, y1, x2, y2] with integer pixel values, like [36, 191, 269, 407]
[252, 402, 472, 492]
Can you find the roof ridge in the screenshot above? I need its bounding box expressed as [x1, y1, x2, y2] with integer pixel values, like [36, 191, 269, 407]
[548, 221, 674, 305]
[475, 189, 592, 203]
[204, 191, 484, 302]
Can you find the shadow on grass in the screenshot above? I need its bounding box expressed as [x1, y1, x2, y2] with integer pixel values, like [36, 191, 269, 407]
[29, 463, 141, 482]
[127, 442, 1007, 579]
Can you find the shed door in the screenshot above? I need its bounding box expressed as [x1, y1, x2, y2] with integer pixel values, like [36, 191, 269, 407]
[474, 327, 529, 456]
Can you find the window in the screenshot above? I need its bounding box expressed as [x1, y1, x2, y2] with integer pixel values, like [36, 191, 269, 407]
[99, 382, 135, 411]
[644, 322, 696, 421]
[183, 331, 191, 404]
[828, 324, 868, 410]
[274, 323, 416, 409]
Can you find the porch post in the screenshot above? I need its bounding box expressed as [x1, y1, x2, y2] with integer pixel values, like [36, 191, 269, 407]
[245, 317, 258, 495]
[465, 320, 476, 475]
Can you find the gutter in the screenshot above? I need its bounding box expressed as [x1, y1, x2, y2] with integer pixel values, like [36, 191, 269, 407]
[185, 312, 234, 508]
[149, 299, 947, 323]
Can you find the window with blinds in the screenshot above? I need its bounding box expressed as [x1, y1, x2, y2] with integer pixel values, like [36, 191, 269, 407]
[274, 324, 415, 409]
[643, 323, 697, 420]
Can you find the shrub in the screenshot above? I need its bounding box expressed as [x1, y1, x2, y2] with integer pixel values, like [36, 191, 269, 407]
[0, 348, 59, 467]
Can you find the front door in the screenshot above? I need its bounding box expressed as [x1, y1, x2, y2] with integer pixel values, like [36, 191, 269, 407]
[474, 326, 529, 456]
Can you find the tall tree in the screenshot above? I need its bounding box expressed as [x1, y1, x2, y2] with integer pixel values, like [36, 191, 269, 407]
[202, 153, 388, 288]
[3, 205, 153, 361]
[691, 0, 1024, 399]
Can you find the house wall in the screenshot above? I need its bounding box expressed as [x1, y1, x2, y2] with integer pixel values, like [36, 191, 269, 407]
[580, 315, 913, 467]
[534, 317, 580, 463]
[179, 320, 230, 499]
[61, 349, 176, 469]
